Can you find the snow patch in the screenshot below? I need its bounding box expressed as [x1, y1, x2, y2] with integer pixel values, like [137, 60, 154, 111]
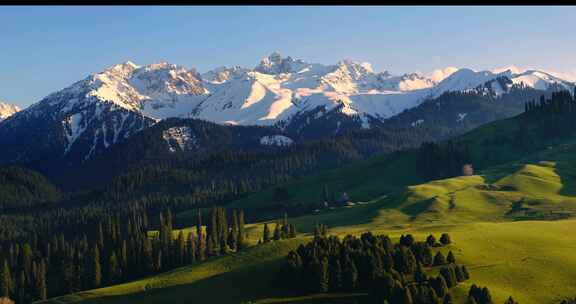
[260, 135, 293, 147]
[457, 113, 467, 122]
[411, 119, 424, 127]
[63, 113, 87, 153]
[162, 126, 197, 152]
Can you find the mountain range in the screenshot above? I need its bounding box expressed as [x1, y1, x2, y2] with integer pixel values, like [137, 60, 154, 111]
[0, 52, 574, 168]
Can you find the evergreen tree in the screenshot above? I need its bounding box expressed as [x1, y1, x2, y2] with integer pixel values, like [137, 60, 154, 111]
[108, 253, 120, 284]
[402, 287, 414, 304]
[273, 222, 282, 241]
[426, 234, 437, 247]
[0, 260, 13, 298]
[342, 257, 358, 291]
[281, 213, 290, 239]
[237, 209, 246, 250]
[314, 257, 329, 293]
[430, 276, 448, 298]
[433, 252, 446, 266]
[196, 209, 203, 238]
[462, 265, 470, 280]
[288, 223, 297, 238]
[88, 245, 102, 289]
[446, 251, 456, 264]
[504, 296, 518, 304]
[228, 210, 239, 251]
[440, 266, 457, 288]
[263, 223, 271, 243]
[198, 230, 206, 262]
[188, 232, 197, 263]
[35, 259, 47, 300]
[329, 259, 343, 291]
[440, 233, 451, 245]
[206, 234, 215, 257]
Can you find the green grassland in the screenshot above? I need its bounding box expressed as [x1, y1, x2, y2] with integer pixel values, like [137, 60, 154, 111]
[40, 109, 576, 304]
[41, 143, 576, 304]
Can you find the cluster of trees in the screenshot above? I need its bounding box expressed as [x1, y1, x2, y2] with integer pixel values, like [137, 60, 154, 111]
[0, 205, 247, 303]
[468, 284, 494, 304]
[0, 166, 61, 212]
[203, 207, 247, 255]
[261, 213, 297, 243]
[280, 232, 469, 303]
[416, 141, 472, 180]
[521, 90, 576, 140]
[561, 298, 576, 304]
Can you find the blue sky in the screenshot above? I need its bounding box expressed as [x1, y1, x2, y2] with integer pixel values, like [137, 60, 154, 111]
[1, 6, 575, 107]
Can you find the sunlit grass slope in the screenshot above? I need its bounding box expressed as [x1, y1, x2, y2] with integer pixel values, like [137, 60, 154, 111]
[42, 140, 576, 304]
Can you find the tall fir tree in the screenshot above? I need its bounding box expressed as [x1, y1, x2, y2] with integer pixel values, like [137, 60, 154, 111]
[0, 260, 13, 298]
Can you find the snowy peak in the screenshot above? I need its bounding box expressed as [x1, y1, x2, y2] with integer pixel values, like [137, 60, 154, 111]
[255, 52, 308, 74]
[429, 67, 459, 83]
[492, 65, 523, 75]
[431, 68, 503, 97]
[0, 101, 20, 121]
[4, 55, 575, 164]
[379, 73, 436, 91]
[202, 66, 249, 84]
[130, 62, 206, 97]
[511, 70, 574, 91]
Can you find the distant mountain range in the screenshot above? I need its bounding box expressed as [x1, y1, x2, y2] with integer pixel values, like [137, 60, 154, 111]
[0, 101, 20, 121]
[0, 52, 574, 167]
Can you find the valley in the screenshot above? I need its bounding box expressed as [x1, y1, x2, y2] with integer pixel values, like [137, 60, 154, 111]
[1, 54, 576, 304]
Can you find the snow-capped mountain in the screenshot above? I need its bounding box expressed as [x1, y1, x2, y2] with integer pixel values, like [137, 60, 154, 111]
[0, 101, 20, 121]
[0, 52, 574, 164]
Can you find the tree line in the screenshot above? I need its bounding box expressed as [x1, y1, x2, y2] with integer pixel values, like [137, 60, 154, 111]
[279, 232, 471, 304]
[0, 206, 246, 303]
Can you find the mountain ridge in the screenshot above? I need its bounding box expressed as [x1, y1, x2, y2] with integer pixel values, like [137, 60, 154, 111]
[0, 53, 574, 165]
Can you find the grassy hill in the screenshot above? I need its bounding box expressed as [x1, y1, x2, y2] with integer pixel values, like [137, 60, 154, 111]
[41, 147, 576, 303]
[40, 98, 576, 304]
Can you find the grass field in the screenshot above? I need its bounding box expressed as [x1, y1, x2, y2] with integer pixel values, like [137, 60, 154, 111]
[40, 138, 576, 304]
[41, 219, 576, 304]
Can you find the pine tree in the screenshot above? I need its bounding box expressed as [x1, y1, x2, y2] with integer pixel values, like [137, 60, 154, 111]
[315, 257, 329, 293]
[281, 213, 290, 239]
[228, 210, 239, 251]
[206, 234, 215, 257]
[177, 231, 186, 265]
[504, 296, 518, 304]
[143, 237, 155, 273]
[439, 233, 451, 245]
[35, 259, 47, 300]
[237, 209, 246, 250]
[431, 275, 448, 298]
[273, 223, 281, 241]
[198, 230, 206, 262]
[89, 245, 102, 288]
[446, 251, 456, 264]
[342, 257, 358, 291]
[108, 253, 120, 284]
[426, 234, 437, 247]
[480, 287, 493, 304]
[288, 223, 297, 238]
[329, 259, 343, 291]
[440, 266, 457, 288]
[263, 223, 271, 243]
[462, 265, 470, 280]
[433, 252, 446, 266]
[402, 287, 414, 304]
[188, 232, 197, 263]
[196, 209, 203, 238]
[0, 260, 13, 298]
